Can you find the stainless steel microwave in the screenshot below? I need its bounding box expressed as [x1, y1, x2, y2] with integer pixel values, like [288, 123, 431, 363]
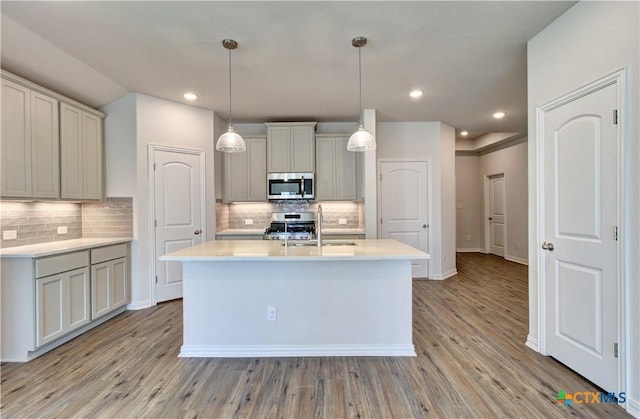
[267, 172, 314, 200]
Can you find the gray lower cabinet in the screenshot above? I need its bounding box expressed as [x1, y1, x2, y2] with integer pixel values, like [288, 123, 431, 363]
[1, 242, 130, 362]
[36, 258, 91, 347]
[90, 244, 129, 319]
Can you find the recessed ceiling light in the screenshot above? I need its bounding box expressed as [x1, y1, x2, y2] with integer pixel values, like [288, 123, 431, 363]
[409, 90, 423, 99]
[493, 111, 506, 119]
[184, 92, 197, 101]
[460, 131, 469, 136]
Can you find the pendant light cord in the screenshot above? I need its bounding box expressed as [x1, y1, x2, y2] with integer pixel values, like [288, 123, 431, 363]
[228, 47, 233, 126]
[358, 45, 362, 119]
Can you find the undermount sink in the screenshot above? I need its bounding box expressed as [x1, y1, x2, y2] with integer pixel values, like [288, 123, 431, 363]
[281, 240, 357, 247]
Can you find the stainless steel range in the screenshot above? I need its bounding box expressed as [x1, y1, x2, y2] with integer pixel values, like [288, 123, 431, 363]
[263, 212, 316, 240]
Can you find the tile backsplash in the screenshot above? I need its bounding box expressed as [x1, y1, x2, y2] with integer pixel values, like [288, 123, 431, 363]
[0, 197, 133, 248]
[217, 201, 363, 231]
[82, 197, 133, 238]
[0, 201, 82, 247]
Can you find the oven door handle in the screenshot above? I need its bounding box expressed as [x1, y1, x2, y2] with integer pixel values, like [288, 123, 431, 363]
[300, 176, 305, 198]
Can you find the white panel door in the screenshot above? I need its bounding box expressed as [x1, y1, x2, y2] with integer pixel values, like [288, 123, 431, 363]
[543, 82, 618, 391]
[489, 174, 506, 257]
[154, 149, 204, 302]
[380, 161, 429, 278]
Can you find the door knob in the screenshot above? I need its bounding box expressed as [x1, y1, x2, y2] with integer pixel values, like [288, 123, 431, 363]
[541, 242, 554, 251]
[422, 224, 428, 229]
[194, 229, 203, 235]
[488, 217, 493, 221]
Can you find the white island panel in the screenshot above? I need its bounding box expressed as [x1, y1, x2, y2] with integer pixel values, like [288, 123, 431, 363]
[161, 239, 429, 358]
[181, 260, 414, 357]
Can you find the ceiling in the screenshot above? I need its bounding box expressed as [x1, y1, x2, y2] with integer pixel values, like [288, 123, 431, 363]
[1, 1, 576, 140]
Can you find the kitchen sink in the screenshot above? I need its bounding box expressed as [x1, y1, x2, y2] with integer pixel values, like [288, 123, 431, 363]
[281, 240, 357, 247]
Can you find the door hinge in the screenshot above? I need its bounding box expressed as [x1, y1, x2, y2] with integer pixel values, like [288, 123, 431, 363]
[380, 173, 382, 181]
[155, 275, 158, 284]
[154, 219, 157, 228]
[380, 217, 383, 225]
[614, 342, 618, 358]
[153, 163, 156, 171]
[613, 109, 618, 125]
[613, 226, 618, 241]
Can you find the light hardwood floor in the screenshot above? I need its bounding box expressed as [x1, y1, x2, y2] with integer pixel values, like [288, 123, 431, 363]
[1, 253, 630, 418]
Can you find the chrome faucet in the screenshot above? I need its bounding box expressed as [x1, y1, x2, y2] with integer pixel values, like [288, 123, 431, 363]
[316, 204, 323, 247]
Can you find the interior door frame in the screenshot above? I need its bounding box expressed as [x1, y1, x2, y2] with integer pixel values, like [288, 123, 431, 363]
[148, 144, 206, 305]
[377, 158, 433, 277]
[483, 171, 507, 256]
[535, 68, 627, 394]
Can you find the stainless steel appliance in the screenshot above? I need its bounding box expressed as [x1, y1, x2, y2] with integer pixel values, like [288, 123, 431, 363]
[263, 212, 316, 240]
[267, 172, 314, 200]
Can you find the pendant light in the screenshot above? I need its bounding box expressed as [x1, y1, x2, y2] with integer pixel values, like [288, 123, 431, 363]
[216, 39, 246, 153]
[347, 36, 376, 152]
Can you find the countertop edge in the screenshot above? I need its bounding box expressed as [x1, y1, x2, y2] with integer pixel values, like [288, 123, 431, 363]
[0, 238, 133, 258]
[161, 255, 430, 262]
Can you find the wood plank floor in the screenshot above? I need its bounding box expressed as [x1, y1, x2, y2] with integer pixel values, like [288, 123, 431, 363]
[1, 253, 630, 418]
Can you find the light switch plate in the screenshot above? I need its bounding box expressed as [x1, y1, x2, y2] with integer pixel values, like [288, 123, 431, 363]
[3, 230, 17, 240]
[338, 218, 347, 225]
[57, 226, 68, 234]
[244, 219, 253, 225]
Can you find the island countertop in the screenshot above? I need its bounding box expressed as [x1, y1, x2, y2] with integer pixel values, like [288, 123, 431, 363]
[160, 239, 429, 262]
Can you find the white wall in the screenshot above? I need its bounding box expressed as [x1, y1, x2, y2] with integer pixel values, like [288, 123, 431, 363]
[528, 2, 639, 415]
[103, 93, 136, 197]
[479, 140, 528, 264]
[455, 155, 482, 251]
[105, 93, 216, 309]
[377, 121, 457, 279]
[455, 140, 528, 262]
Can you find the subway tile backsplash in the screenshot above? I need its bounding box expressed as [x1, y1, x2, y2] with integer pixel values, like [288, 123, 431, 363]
[82, 197, 133, 238]
[0, 197, 133, 248]
[216, 201, 363, 231]
[0, 201, 82, 247]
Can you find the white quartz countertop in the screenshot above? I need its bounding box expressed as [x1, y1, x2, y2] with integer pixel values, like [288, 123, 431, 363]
[0, 238, 132, 258]
[160, 239, 429, 262]
[214, 228, 365, 236]
[215, 229, 265, 236]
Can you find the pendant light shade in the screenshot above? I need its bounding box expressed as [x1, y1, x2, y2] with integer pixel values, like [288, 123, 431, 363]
[348, 123, 376, 152]
[216, 125, 245, 152]
[347, 36, 376, 152]
[216, 39, 246, 153]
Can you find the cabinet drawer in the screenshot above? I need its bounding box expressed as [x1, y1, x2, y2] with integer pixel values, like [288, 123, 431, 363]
[35, 251, 89, 278]
[91, 243, 127, 264]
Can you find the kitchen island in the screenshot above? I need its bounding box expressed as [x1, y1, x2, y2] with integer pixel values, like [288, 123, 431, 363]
[160, 239, 429, 358]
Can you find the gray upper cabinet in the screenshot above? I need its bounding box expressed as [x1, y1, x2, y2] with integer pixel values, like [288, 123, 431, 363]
[60, 103, 103, 201]
[1, 71, 104, 202]
[1, 79, 59, 199]
[266, 122, 316, 172]
[315, 135, 359, 201]
[223, 136, 267, 202]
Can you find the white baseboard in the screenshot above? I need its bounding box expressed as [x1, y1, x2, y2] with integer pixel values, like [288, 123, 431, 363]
[127, 299, 153, 310]
[429, 269, 458, 280]
[525, 334, 539, 352]
[506, 255, 529, 265]
[179, 344, 417, 358]
[456, 248, 483, 253]
[627, 397, 640, 418]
